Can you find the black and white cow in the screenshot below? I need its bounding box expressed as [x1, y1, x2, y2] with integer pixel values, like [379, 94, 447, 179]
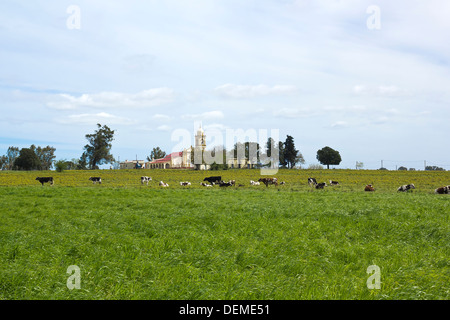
[200, 182, 213, 187]
[435, 186, 449, 194]
[258, 177, 278, 187]
[315, 182, 327, 189]
[308, 177, 317, 187]
[204, 176, 222, 184]
[159, 181, 169, 187]
[36, 177, 54, 186]
[219, 181, 233, 187]
[329, 180, 340, 186]
[397, 184, 415, 192]
[89, 177, 102, 184]
[141, 176, 152, 185]
[180, 181, 191, 186]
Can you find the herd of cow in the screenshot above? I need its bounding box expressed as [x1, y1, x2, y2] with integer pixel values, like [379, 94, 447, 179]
[34, 175, 450, 194]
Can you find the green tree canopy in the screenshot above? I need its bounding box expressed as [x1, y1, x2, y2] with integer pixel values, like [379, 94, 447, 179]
[147, 147, 166, 161]
[316, 146, 342, 169]
[283, 135, 305, 169]
[13, 148, 41, 171]
[31, 145, 56, 170]
[82, 124, 115, 169]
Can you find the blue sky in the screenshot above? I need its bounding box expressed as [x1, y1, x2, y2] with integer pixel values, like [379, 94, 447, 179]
[1, 0, 449, 170]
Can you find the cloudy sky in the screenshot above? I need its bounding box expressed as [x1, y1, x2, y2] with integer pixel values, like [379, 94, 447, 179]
[1, 0, 449, 170]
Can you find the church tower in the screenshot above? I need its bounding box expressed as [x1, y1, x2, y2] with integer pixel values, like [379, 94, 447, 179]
[195, 125, 206, 151]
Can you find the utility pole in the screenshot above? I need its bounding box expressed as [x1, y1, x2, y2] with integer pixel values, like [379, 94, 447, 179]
[424, 160, 427, 171]
[381, 160, 383, 169]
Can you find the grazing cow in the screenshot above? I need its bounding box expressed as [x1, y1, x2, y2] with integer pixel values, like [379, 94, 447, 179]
[280, 181, 286, 185]
[89, 177, 102, 184]
[219, 181, 233, 187]
[229, 180, 236, 186]
[200, 182, 212, 187]
[397, 184, 415, 192]
[204, 176, 222, 184]
[315, 182, 327, 189]
[36, 177, 54, 186]
[308, 177, 317, 187]
[180, 181, 191, 186]
[329, 180, 340, 186]
[250, 180, 260, 186]
[159, 181, 169, 187]
[435, 186, 449, 194]
[141, 176, 152, 185]
[365, 184, 375, 192]
[258, 177, 278, 187]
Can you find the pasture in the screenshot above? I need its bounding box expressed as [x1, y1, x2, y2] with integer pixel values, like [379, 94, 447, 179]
[0, 169, 449, 300]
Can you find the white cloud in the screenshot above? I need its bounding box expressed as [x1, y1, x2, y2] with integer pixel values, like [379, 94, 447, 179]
[57, 112, 135, 125]
[152, 114, 171, 121]
[214, 84, 297, 99]
[330, 121, 349, 129]
[156, 125, 171, 131]
[46, 88, 175, 110]
[273, 107, 311, 118]
[182, 110, 225, 121]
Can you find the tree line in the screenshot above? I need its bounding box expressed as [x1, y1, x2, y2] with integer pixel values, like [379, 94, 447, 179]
[1, 123, 344, 172]
[0, 124, 116, 172]
[151, 135, 342, 170]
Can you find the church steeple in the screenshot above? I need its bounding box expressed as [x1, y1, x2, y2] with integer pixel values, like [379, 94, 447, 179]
[195, 124, 206, 151]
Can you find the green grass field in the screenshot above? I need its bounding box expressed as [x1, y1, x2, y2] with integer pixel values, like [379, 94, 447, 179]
[0, 169, 449, 300]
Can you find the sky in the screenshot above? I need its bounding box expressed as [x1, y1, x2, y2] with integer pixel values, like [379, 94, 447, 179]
[1, 0, 449, 170]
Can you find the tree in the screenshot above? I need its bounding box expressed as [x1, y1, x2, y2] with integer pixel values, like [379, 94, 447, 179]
[4, 146, 19, 170]
[147, 147, 166, 161]
[77, 152, 88, 170]
[283, 135, 305, 169]
[54, 159, 69, 172]
[316, 146, 342, 169]
[13, 148, 41, 171]
[0, 155, 7, 170]
[356, 161, 364, 170]
[31, 145, 56, 170]
[425, 166, 445, 171]
[398, 166, 408, 171]
[82, 124, 115, 169]
[278, 141, 287, 168]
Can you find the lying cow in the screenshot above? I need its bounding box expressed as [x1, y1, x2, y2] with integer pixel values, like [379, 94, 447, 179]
[89, 177, 102, 184]
[159, 181, 169, 187]
[219, 181, 233, 187]
[141, 176, 152, 185]
[308, 177, 317, 187]
[365, 184, 375, 192]
[250, 180, 260, 186]
[329, 180, 339, 186]
[180, 181, 191, 186]
[315, 182, 327, 189]
[200, 182, 213, 187]
[435, 186, 449, 194]
[259, 177, 278, 187]
[36, 177, 54, 186]
[397, 184, 415, 192]
[203, 176, 221, 184]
